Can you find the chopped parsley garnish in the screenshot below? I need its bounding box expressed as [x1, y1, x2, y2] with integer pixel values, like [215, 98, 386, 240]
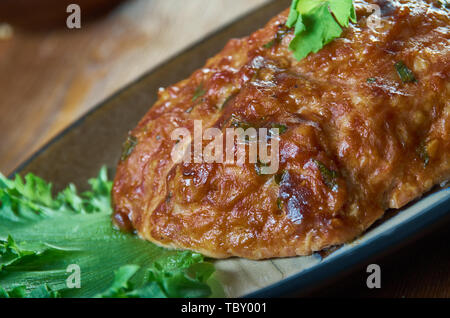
[0, 284, 60, 298]
[277, 198, 284, 211]
[270, 123, 288, 135]
[286, 0, 357, 61]
[263, 40, 276, 49]
[121, 135, 138, 161]
[263, 25, 289, 49]
[192, 83, 206, 102]
[231, 118, 254, 131]
[417, 141, 430, 167]
[313, 159, 339, 191]
[96, 253, 214, 298]
[366, 77, 376, 83]
[395, 61, 417, 83]
[274, 170, 288, 184]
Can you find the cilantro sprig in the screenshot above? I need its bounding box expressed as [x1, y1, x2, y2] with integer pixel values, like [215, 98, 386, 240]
[286, 0, 357, 61]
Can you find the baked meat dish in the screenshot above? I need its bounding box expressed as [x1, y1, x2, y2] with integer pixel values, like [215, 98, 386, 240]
[112, 0, 450, 259]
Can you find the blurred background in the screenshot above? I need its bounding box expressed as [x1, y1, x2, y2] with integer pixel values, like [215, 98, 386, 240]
[0, 0, 449, 298]
[0, 0, 268, 175]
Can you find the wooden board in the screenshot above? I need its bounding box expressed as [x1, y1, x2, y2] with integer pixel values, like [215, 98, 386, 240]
[0, 0, 449, 297]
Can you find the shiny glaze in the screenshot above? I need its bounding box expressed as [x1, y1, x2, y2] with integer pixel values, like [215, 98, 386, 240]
[113, 0, 450, 259]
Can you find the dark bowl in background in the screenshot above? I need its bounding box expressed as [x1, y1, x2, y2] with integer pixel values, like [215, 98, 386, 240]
[0, 0, 128, 30]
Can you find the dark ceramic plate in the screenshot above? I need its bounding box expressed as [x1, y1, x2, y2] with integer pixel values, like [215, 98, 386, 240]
[11, 0, 450, 297]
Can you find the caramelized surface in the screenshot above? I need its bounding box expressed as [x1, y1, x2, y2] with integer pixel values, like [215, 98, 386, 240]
[113, 0, 450, 259]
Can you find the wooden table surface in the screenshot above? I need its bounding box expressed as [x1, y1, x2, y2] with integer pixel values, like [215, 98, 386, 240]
[0, 0, 448, 298]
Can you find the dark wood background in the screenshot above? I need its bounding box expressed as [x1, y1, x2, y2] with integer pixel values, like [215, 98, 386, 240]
[0, 0, 448, 297]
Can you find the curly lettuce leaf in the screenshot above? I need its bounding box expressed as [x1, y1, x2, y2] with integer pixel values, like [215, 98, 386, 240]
[0, 167, 218, 298]
[0, 236, 36, 271]
[0, 284, 60, 298]
[96, 252, 215, 298]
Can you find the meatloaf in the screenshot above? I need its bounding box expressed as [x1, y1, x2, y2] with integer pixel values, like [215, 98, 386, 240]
[112, 0, 450, 259]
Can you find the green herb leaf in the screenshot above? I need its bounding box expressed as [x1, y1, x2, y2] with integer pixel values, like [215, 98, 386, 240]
[274, 170, 288, 184]
[0, 285, 27, 298]
[0, 167, 218, 298]
[286, 0, 301, 28]
[192, 83, 206, 102]
[0, 284, 60, 298]
[263, 25, 289, 49]
[28, 284, 61, 298]
[395, 61, 417, 83]
[276, 198, 284, 211]
[286, 0, 356, 61]
[147, 253, 214, 298]
[313, 160, 339, 191]
[263, 39, 276, 49]
[417, 141, 430, 167]
[121, 135, 138, 161]
[270, 123, 288, 135]
[95, 265, 140, 298]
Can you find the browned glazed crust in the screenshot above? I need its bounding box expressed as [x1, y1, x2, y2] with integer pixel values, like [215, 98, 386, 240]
[112, 0, 450, 259]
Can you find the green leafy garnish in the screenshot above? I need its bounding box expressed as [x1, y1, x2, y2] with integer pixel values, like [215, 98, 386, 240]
[121, 135, 138, 161]
[0, 285, 27, 298]
[192, 83, 206, 102]
[270, 123, 288, 135]
[1, 236, 29, 269]
[276, 198, 284, 211]
[395, 61, 417, 83]
[0, 284, 61, 298]
[263, 40, 276, 49]
[286, 0, 356, 61]
[231, 118, 254, 131]
[274, 170, 288, 184]
[95, 265, 141, 298]
[313, 159, 339, 191]
[28, 284, 61, 298]
[263, 25, 289, 49]
[0, 167, 217, 298]
[417, 141, 430, 167]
